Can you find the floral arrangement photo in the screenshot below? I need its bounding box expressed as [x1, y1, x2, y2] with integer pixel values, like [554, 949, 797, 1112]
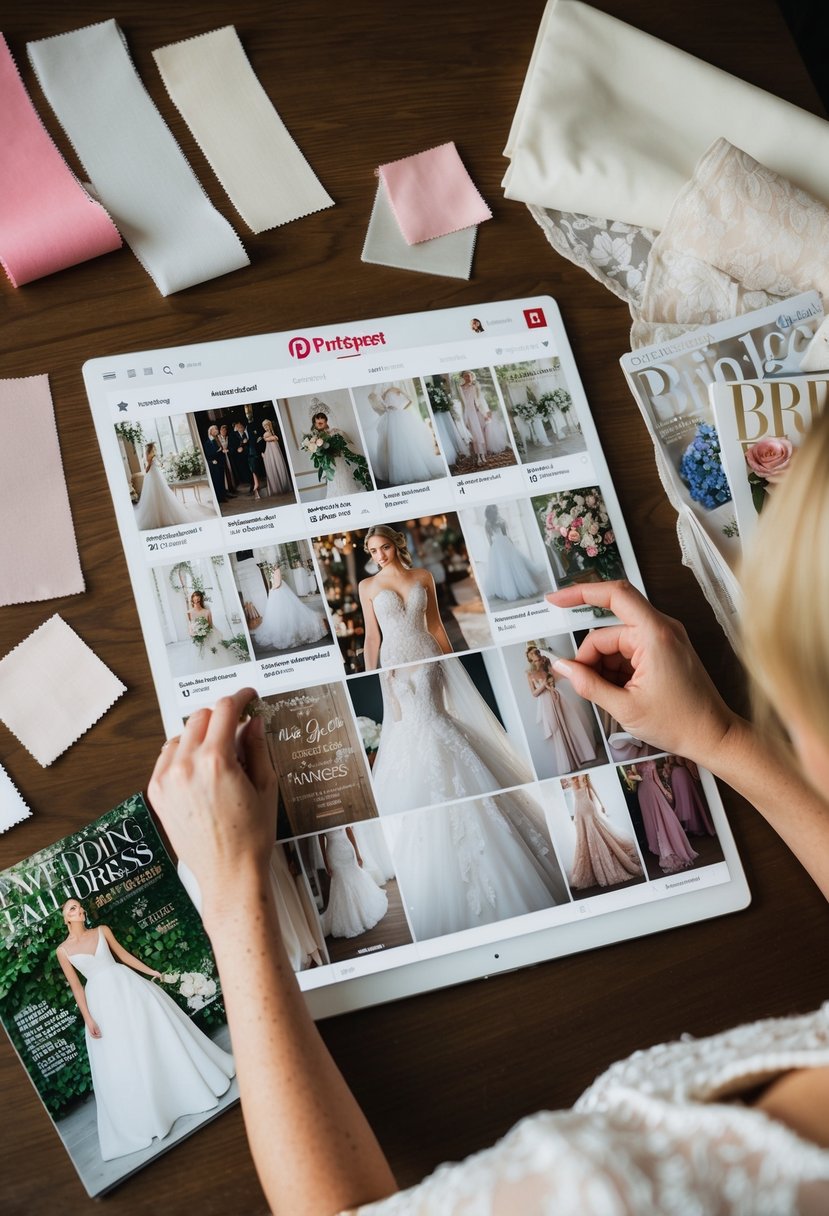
[301, 429, 372, 490]
[679, 423, 732, 510]
[540, 485, 625, 582]
[744, 436, 794, 512]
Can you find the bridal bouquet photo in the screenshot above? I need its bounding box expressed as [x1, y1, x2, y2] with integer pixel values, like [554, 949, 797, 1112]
[301, 429, 372, 490]
[540, 485, 625, 582]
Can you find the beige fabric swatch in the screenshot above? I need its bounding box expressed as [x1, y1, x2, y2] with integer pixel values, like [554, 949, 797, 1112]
[153, 26, 334, 233]
[0, 762, 31, 833]
[0, 374, 84, 605]
[0, 616, 126, 767]
[504, 0, 829, 231]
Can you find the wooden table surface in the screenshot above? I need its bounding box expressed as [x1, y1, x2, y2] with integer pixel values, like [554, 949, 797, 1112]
[2, 2, 827, 1211]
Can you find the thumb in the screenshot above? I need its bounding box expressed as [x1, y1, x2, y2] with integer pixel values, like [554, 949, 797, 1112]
[553, 658, 629, 723]
[241, 714, 276, 792]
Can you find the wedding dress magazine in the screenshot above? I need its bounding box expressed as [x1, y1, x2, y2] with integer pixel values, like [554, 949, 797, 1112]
[0, 795, 237, 1195]
[619, 292, 824, 644]
[82, 297, 748, 1023]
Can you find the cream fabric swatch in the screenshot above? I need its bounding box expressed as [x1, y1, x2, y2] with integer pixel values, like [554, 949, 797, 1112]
[503, 0, 829, 231]
[153, 26, 334, 233]
[0, 375, 84, 606]
[0, 762, 31, 833]
[28, 20, 249, 295]
[0, 616, 126, 767]
[361, 182, 477, 279]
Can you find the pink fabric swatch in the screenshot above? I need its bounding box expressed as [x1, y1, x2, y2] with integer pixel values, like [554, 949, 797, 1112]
[0, 33, 122, 287]
[0, 375, 85, 605]
[377, 141, 492, 245]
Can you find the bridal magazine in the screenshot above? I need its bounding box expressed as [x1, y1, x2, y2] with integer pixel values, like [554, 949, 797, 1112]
[619, 292, 824, 643]
[0, 795, 237, 1196]
[82, 297, 748, 1021]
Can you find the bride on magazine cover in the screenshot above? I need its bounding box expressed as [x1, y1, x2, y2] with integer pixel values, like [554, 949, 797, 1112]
[483, 505, 544, 602]
[367, 384, 445, 484]
[359, 527, 533, 814]
[252, 565, 328, 652]
[320, 827, 388, 939]
[56, 900, 234, 1162]
[133, 442, 215, 529]
[385, 791, 568, 940]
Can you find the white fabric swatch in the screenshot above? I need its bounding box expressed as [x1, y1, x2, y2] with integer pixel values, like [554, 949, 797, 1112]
[0, 616, 126, 767]
[28, 20, 249, 295]
[0, 763, 31, 833]
[361, 182, 477, 279]
[153, 26, 334, 233]
[503, 0, 829, 231]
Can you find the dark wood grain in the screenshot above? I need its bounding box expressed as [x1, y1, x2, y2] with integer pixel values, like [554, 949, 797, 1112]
[1, 2, 826, 1211]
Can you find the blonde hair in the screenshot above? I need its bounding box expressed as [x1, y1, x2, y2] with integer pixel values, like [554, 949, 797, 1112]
[740, 410, 829, 742]
[363, 525, 413, 569]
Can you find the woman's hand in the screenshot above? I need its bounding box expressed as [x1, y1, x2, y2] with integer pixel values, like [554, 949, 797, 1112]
[147, 688, 277, 920]
[547, 582, 738, 765]
[87, 1020, 102, 1038]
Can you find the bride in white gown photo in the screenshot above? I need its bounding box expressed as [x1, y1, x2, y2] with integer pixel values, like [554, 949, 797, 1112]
[320, 827, 388, 939]
[133, 442, 215, 530]
[252, 565, 329, 654]
[186, 591, 238, 672]
[385, 790, 568, 940]
[482, 505, 545, 602]
[56, 900, 234, 1162]
[363, 382, 446, 486]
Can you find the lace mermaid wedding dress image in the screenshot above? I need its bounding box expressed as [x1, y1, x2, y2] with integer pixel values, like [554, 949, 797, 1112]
[66, 929, 234, 1161]
[320, 828, 389, 939]
[568, 779, 643, 889]
[385, 791, 568, 940]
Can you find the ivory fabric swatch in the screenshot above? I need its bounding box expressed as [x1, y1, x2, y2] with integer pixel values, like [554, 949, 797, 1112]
[28, 20, 249, 295]
[504, 0, 829, 231]
[0, 616, 126, 767]
[0, 762, 31, 833]
[377, 142, 491, 245]
[153, 26, 333, 233]
[0, 34, 121, 287]
[361, 182, 477, 279]
[0, 375, 84, 605]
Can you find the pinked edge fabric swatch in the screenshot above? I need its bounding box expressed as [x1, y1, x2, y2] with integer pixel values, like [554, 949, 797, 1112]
[0, 34, 121, 287]
[0, 762, 32, 833]
[377, 141, 491, 245]
[28, 20, 249, 296]
[0, 616, 126, 767]
[153, 25, 333, 233]
[0, 375, 84, 605]
[362, 181, 477, 279]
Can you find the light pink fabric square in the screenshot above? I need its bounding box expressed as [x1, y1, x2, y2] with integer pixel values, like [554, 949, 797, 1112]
[377, 142, 491, 245]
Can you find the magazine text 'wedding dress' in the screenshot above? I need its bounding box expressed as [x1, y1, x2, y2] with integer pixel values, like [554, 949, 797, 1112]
[67, 929, 234, 1161]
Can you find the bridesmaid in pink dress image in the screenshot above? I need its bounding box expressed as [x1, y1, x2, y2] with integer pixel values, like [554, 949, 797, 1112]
[664, 755, 715, 835]
[628, 759, 697, 874]
[525, 645, 604, 776]
[565, 773, 644, 891]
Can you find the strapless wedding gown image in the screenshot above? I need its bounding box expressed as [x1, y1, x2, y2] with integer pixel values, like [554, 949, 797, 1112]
[569, 784, 643, 889]
[636, 761, 698, 873]
[133, 459, 215, 530]
[372, 582, 444, 667]
[386, 791, 567, 940]
[262, 436, 290, 496]
[67, 930, 234, 1161]
[252, 582, 328, 651]
[484, 530, 542, 601]
[368, 388, 445, 485]
[320, 828, 388, 938]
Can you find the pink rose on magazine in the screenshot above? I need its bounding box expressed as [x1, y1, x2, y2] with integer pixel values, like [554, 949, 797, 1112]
[744, 437, 794, 483]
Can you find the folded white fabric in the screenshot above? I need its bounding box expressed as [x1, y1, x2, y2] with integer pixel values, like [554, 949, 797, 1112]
[28, 20, 249, 295]
[0, 616, 126, 767]
[0, 762, 31, 833]
[504, 0, 829, 230]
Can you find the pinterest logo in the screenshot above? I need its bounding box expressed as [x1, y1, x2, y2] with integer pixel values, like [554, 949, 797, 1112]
[288, 336, 311, 359]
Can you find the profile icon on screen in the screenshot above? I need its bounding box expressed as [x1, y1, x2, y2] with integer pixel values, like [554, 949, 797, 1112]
[470, 317, 484, 333]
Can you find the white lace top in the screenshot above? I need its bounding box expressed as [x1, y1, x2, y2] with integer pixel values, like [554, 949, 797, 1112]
[347, 1006, 829, 1215]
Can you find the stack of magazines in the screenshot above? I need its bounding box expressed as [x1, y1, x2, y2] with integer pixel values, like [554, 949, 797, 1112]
[620, 292, 828, 643]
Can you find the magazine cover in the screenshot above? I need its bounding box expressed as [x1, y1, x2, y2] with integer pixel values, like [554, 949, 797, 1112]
[710, 374, 829, 549]
[0, 796, 237, 1196]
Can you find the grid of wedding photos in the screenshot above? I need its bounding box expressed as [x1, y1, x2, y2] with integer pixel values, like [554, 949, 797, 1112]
[90, 302, 740, 999]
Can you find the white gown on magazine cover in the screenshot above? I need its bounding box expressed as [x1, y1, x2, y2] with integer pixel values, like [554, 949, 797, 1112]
[134, 458, 214, 529]
[67, 929, 234, 1161]
[253, 581, 328, 651]
[368, 387, 445, 484]
[386, 791, 567, 940]
[320, 828, 388, 938]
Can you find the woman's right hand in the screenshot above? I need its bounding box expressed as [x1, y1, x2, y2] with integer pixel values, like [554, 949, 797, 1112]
[87, 1020, 102, 1038]
[147, 688, 277, 918]
[547, 581, 738, 765]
